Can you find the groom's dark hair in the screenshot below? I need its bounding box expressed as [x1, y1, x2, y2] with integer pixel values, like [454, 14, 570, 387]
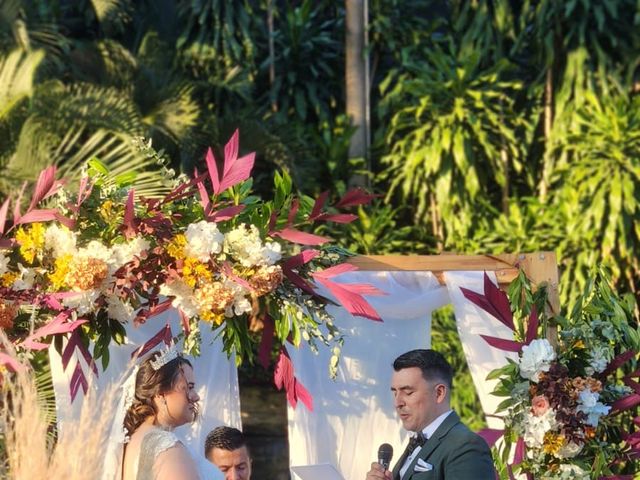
[393, 349, 453, 389]
[205, 426, 249, 457]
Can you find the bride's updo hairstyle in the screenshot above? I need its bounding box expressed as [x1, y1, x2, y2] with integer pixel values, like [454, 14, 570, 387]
[123, 350, 194, 435]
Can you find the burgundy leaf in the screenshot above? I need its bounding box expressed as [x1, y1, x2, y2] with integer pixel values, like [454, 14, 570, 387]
[162, 172, 207, 205]
[224, 130, 240, 169]
[476, 428, 504, 448]
[22, 312, 87, 351]
[133, 324, 173, 359]
[205, 147, 221, 195]
[268, 211, 278, 234]
[309, 191, 329, 221]
[207, 205, 245, 222]
[283, 249, 320, 269]
[0, 198, 10, 234]
[313, 213, 359, 224]
[122, 189, 135, 238]
[287, 198, 299, 228]
[195, 167, 210, 212]
[295, 378, 313, 411]
[274, 348, 294, 391]
[219, 152, 255, 193]
[461, 285, 515, 331]
[315, 277, 382, 321]
[222, 262, 254, 291]
[13, 181, 27, 222]
[600, 350, 637, 377]
[0, 239, 15, 248]
[76, 176, 93, 208]
[258, 315, 275, 370]
[61, 330, 97, 375]
[525, 306, 538, 344]
[480, 334, 523, 353]
[283, 266, 317, 296]
[273, 228, 331, 245]
[335, 188, 378, 208]
[0, 352, 23, 372]
[55, 212, 75, 229]
[312, 263, 359, 279]
[15, 208, 58, 224]
[28, 166, 59, 211]
[69, 362, 88, 402]
[611, 393, 640, 413]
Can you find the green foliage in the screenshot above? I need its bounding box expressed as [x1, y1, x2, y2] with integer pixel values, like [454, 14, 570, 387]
[431, 306, 486, 432]
[379, 36, 524, 242]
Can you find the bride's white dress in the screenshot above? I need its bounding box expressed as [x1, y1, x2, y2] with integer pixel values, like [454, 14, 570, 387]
[135, 427, 223, 480]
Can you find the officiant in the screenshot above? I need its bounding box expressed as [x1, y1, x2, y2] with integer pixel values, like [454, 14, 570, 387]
[366, 349, 495, 480]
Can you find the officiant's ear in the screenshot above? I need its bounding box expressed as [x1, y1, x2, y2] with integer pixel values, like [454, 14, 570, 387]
[434, 382, 448, 403]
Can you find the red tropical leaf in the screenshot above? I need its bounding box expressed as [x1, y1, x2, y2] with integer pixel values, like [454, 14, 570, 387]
[524, 306, 538, 344]
[133, 324, 173, 359]
[600, 350, 637, 377]
[258, 315, 275, 370]
[0, 198, 10, 235]
[460, 279, 514, 331]
[54, 212, 75, 229]
[287, 198, 299, 227]
[283, 266, 317, 296]
[274, 348, 294, 391]
[283, 249, 320, 269]
[295, 378, 313, 411]
[69, 362, 88, 402]
[314, 277, 383, 321]
[335, 188, 378, 208]
[0, 352, 23, 372]
[207, 205, 245, 222]
[313, 213, 359, 224]
[122, 189, 135, 238]
[611, 393, 640, 413]
[309, 191, 329, 221]
[480, 334, 523, 353]
[476, 428, 504, 448]
[15, 208, 58, 224]
[22, 312, 87, 351]
[195, 167, 211, 212]
[205, 147, 221, 194]
[273, 228, 331, 245]
[312, 263, 358, 279]
[76, 176, 93, 208]
[28, 166, 61, 211]
[219, 152, 255, 193]
[222, 262, 254, 291]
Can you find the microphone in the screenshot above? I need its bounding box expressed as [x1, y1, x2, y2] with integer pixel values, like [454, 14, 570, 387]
[377, 443, 393, 470]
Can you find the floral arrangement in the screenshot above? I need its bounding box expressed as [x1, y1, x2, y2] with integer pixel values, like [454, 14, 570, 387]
[463, 272, 640, 479]
[0, 131, 382, 406]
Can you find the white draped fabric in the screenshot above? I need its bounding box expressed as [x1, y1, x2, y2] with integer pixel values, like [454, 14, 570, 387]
[288, 270, 516, 479]
[49, 307, 241, 459]
[288, 271, 449, 480]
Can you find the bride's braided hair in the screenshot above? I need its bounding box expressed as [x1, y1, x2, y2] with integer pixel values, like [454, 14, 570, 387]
[123, 351, 194, 435]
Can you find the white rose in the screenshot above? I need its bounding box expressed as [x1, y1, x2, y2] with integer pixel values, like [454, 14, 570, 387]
[523, 409, 557, 448]
[519, 338, 556, 382]
[185, 221, 224, 261]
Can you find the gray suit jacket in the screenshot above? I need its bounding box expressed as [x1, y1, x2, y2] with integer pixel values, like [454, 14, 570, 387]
[391, 412, 495, 480]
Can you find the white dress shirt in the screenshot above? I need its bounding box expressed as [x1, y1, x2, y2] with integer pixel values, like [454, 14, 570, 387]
[399, 410, 452, 479]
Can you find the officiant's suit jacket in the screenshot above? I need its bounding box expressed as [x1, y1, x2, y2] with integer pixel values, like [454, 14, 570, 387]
[391, 412, 495, 480]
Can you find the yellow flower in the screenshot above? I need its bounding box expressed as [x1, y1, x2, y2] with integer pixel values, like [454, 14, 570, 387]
[99, 200, 114, 221]
[49, 254, 73, 290]
[182, 257, 212, 288]
[15, 223, 45, 264]
[573, 339, 585, 349]
[0, 272, 18, 287]
[194, 280, 235, 323]
[543, 432, 565, 456]
[167, 234, 187, 260]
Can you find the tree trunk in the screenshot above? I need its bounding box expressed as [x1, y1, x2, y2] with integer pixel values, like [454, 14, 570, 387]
[268, 0, 277, 113]
[345, 0, 369, 188]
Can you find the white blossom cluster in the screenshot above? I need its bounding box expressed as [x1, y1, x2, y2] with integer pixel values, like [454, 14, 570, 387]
[519, 338, 556, 382]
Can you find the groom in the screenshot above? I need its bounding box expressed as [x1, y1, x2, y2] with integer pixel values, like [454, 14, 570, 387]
[366, 349, 495, 480]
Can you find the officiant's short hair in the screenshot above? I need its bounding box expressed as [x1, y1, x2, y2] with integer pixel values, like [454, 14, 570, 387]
[205, 426, 249, 456]
[393, 349, 453, 389]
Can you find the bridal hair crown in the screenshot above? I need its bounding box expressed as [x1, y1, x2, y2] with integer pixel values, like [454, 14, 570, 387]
[149, 344, 180, 370]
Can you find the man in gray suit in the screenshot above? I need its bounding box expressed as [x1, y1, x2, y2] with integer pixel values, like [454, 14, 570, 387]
[366, 349, 495, 480]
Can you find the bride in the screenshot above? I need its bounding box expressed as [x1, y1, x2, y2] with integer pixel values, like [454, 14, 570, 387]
[121, 348, 223, 480]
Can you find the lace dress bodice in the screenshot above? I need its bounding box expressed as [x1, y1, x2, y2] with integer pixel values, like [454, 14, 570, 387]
[135, 428, 223, 480]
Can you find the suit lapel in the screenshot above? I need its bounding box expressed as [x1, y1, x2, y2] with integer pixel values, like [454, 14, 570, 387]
[402, 412, 462, 479]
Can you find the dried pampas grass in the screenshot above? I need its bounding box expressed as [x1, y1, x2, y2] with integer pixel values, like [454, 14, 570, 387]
[1, 334, 120, 480]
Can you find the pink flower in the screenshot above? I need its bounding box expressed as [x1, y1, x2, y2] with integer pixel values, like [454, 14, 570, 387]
[531, 395, 550, 417]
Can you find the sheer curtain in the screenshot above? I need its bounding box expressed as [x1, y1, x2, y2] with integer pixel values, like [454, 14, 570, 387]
[49, 307, 241, 455]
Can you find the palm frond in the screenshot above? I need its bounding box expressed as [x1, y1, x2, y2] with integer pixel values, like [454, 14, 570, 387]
[0, 48, 44, 120]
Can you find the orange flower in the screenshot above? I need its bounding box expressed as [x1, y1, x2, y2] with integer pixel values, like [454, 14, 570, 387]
[0, 300, 17, 329]
[65, 257, 109, 291]
[194, 281, 236, 324]
[249, 265, 283, 296]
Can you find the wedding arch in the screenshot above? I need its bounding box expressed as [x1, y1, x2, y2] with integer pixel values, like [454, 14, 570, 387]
[286, 252, 559, 479]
